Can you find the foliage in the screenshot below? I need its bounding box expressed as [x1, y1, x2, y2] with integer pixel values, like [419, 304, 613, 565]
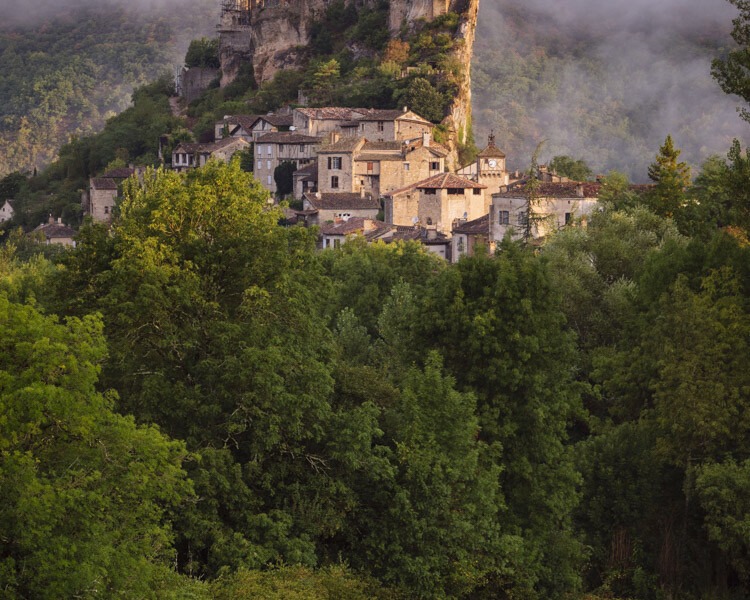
[274, 161, 297, 197]
[549, 155, 593, 181]
[185, 37, 220, 69]
[712, 0, 750, 122]
[646, 134, 690, 218]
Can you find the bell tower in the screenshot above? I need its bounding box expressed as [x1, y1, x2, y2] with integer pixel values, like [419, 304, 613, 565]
[475, 131, 509, 195]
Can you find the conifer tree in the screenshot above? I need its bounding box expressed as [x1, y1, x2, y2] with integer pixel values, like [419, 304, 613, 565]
[647, 135, 690, 218]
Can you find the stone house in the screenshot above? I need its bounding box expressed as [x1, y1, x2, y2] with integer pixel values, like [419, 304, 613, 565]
[254, 131, 321, 194]
[291, 106, 433, 142]
[319, 217, 391, 249]
[315, 133, 447, 199]
[489, 181, 600, 242]
[82, 167, 141, 224]
[451, 214, 491, 262]
[293, 162, 318, 199]
[31, 216, 76, 247]
[214, 114, 261, 141]
[300, 191, 380, 226]
[172, 137, 250, 172]
[384, 173, 487, 233]
[0, 199, 14, 223]
[293, 107, 363, 137]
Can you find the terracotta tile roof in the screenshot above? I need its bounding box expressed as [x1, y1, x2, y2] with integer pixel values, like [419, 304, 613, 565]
[318, 137, 365, 153]
[362, 140, 403, 151]
[304, 192, 380, 210]
[477, 132, 507, 158]
[416, 173, 487, 190]
[384, 225, 450, 245]
[452, 214, 490, 235]
[319, 217, 389, 236]
[256, 132, 321, 144]
[494, 181, 602, 198]
[91, 177, 118, 190]
[296, 107, 361, 120]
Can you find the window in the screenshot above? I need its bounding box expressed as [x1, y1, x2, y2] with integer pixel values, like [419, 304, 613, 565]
[430, 161, 439, 170]
[328, 156, 342, 170]
[267, 175, 272, 185]
[426, 217, 432, 225]
[448, 188, 463, 195]
[499, 210, 509, 225]
[257, 160, 262, 170]
[424, 188, 436, 195]
[299, 144, 305, 152]
[377, 121, 384, 132]
[104, 206, 109, 214]
[331, 176, 339, 189]
[367, 162, 373, 171]
[267, 160, 271, 170]
[457, 237, 465, 253]
[403, 162, 410, 171]
[473, 188, 481, 195]
[279, 144, 285, 152]
[266, 145, 272, 156]
[565, 212, 572, 225]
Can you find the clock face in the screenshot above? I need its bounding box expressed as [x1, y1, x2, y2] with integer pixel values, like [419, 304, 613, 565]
[488, 159, 497, 168]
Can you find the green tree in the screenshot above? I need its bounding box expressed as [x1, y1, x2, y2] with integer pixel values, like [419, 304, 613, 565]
[549, 155, 593, 181]
[646, 135, 690, 218]
[274, 160, 297, 197]
[712, 0, 750, 122]
[399, 77, 446, 123]
[0, 294, 193, 598]
[185, 37, 220, 69]
[311, 59, 341, 105]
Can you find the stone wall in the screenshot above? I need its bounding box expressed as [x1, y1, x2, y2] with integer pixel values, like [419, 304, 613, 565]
[181, 67, 220, 103]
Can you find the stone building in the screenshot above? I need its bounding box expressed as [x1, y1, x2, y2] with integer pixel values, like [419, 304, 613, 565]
[215, 112, 294, 142]
[450, 213, 490, 262]
[383, 172, 487, 233]
[0, 200, 14, 223]
[82, 167, 140, 224]
[31, 216, 77, 247]
[300, 191, 380, 226]
[172, 137, 250, 172]
[254, 131, 321, 194]
[489, 181, 600, 242]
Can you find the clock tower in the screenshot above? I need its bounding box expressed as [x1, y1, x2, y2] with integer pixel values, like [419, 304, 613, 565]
[476, 132, 509, 195]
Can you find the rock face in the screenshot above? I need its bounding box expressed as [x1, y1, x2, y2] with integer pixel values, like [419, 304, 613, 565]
[218, 0, 479, 161]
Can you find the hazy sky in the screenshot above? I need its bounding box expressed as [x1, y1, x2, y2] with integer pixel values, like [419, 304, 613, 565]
[473, 0, 746, 178]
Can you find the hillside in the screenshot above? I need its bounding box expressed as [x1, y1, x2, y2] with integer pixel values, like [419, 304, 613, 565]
[472, 0, 749, 180]
[0, 1, 217, 177]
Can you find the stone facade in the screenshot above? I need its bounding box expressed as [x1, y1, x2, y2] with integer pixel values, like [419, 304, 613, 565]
[254, 131, 321, 194]
[172, 138, 250, 172]
[0, 200, 14, 223]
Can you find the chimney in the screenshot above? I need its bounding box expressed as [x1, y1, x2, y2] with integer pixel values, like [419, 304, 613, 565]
[315, 191, 322, 199]
[403, 106, 408, 113]
[48, 214, 54, 224]
[422, 131, 430, 148]
[576, 183, 584, 198]
[57, 217, 62, 224]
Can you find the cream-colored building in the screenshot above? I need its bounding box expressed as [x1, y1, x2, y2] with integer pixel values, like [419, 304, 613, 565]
[316, 133, 447, 198]
[291, 107, 433, 142]
[490, 181, 600, 242]
[451, 214, 491, 262]
[172, 137, 250, 172]
[82, 167, 141, 224]
[31, 216, 77, 247]
[384, 173, 487, 233]
[0, 200, 14, 223]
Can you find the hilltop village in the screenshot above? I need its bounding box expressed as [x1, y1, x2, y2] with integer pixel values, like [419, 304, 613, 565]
[80, 104, 610, 261]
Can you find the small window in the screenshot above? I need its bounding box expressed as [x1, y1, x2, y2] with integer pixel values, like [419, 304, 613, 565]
[331, 176, 339, 189]
[299, 144, 305, 152]
[267, 175, 272, 185]
[377, 121, 384, 132]
[367, 162, 373, 171]
[104, 206, 109, 214]
[257, 160, 262, 170]
[279, 144, 285, 152]
[448, 188, 463, 195]
[403, 162, 410, 171]
[267, 160, 271, 170]
[473, 188, 481, 195]
[424, 188, 436, 195]
[328, 156, 342, 170]
[430, 161, 439, 170]
[565, 212, 572, 225]
[457, 237, 465, 253]
[499, 210, 509, 225]
[426, 217, 432, 225]
[266, 145, 272, 156]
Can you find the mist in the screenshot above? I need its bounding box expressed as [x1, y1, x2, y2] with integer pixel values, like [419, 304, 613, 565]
[472, 0, 748, 181]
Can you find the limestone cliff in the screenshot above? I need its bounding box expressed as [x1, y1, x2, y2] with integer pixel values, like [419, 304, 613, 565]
[218, 0, 479, 165]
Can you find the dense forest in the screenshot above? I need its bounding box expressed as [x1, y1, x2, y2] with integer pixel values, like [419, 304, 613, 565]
[4, 0, 750, 598]
[0, 0, 216, 177]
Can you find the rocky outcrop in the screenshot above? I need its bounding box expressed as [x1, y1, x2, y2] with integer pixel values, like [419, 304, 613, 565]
[218, 0, 479, 165]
